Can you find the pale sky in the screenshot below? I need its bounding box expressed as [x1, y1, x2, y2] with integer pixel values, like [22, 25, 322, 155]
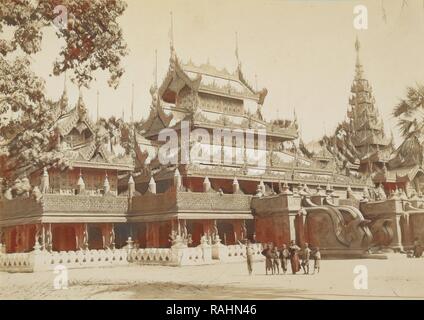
[29, 0, 424, 145]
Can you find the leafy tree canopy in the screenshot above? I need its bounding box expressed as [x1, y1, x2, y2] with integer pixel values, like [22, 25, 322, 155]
[0, 0, 128, 183]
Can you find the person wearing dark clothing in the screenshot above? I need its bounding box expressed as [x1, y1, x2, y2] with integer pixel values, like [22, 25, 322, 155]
[413, 238, 423, 258]
[261, 243, 273, 275]
[289, 240, 301, 274]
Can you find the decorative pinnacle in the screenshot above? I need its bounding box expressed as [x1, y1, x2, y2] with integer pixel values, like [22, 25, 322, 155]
[355, 36, 360, 53]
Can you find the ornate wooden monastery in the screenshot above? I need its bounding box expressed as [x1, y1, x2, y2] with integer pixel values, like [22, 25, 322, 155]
[1, 39, 424, 261]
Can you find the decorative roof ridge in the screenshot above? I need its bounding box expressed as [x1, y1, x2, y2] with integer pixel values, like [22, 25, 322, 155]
[182, 59, 238, 81]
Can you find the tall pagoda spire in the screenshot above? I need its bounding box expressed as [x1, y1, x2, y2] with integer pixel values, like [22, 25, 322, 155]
[347, 37, 392, 173]
[235, 31, 240, 67]
[130, 83, 134, 124]
[96, 89, 99, 122]
[59, 72, 68, 111]
[354, 36, 364, 81]
[169, 11, 174, 51]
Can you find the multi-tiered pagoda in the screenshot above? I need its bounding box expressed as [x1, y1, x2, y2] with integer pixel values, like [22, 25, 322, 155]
[0, 87, 134, 253]
[320, 38, 393, 183]
[3, 38, 422, 262]
[348, 38, 393, 174]
[126, 44, 373, 254]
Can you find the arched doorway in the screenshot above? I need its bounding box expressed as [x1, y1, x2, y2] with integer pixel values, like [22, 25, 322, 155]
[115, 224, 132, 248]
[53, 225, 77, 252]
[187, 221, 204, 246]
[217, 221, 235, 245]
[7, 228, 18, 253]
[158, 222, 171, 248]
[87, 225, 103, 250]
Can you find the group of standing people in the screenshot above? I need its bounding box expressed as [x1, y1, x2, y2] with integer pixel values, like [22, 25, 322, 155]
[260, 240, 320, 275]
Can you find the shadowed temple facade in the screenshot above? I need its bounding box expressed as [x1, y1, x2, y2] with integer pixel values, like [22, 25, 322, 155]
[1, 39, 424, 267]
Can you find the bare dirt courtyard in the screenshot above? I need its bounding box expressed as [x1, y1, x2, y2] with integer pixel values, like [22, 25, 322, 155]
[0, 253, 423, 300]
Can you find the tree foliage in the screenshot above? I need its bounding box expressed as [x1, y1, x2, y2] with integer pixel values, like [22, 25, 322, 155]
[0, 0, 128, 183]
[393, 84, 424, 166]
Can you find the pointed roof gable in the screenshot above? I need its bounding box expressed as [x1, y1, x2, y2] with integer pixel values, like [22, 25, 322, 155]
[141, 86, 174, 136]
[158, 48, 267, 104]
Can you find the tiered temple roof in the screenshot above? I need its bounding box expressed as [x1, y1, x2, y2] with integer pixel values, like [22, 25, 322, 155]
[134, 46, 371, 191]
[313, 38, 393, 178]
[347, 38, 393, 166]
[51, 92, 134, 171]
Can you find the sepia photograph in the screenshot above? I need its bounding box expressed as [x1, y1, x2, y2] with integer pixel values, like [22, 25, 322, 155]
[1, 0, 424, 304]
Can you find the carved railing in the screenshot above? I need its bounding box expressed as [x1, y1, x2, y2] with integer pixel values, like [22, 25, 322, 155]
[0, 252, 33, 273]
[0, 197, 43, 221]
[41, 194, 129, 213]
[129, 248, 174, 265]
[186, 163, 369, 187]
[129, 191, 177, 213]
[177, 192, 252, 212]
[226, 243, 264, 261]
[0, 248, 129, 273]
[129, 190, 252, 214]
[0, 194, 129, 223]
[0, 243, 214, 272]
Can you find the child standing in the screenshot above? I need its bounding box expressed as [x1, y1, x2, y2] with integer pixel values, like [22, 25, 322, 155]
[313, 247, 321, 274]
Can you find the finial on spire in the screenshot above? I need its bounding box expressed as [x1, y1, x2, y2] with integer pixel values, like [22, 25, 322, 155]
[77, 87, 87, 118]
[96, 89, 99, 122]
[60, 72, 68, 110]
[354, 36, 364, 80]
[235, 31, 240, 67]
[131, 83, 134, 124]
[169, 11, 174, 51]
[154, 49, 158, 88]
[355, 36, 361, 53]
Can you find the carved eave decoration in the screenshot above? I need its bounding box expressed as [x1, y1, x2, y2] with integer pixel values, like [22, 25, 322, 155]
[236, 66, 268, 104]
[141, 102, 174, 136]
[158, 51, 201, 102]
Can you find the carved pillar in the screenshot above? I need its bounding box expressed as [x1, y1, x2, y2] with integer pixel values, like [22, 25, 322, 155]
[288, 213, 297, 243]
[401, 213, 412, 249]
[0, 177, 3, 199]
[241, 220, 247, 241]
[82, 223, 89, 250]
[297, 209, 307, 246]
[393, 214, 404, 251]
[46, 224, 53, 252]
